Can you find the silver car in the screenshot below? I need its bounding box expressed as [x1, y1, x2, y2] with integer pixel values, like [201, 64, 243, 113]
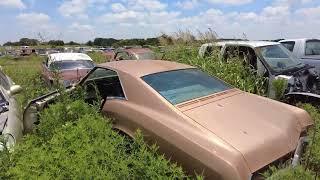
[0, 67, 23, 150]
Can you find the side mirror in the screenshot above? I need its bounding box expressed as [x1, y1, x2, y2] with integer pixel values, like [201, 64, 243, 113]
[7, 85, 23, 96]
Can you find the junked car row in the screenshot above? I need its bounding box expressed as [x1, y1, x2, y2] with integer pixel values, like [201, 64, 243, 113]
[0, 40, 318, 179]
[199, 39, 320, 105]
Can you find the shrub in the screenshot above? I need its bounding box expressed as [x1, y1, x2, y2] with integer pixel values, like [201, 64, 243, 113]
[301, 104, 320, 173]
[87, 52, 106, 64]
[272, 78, 287, 100]
[161, 44, 267, 95]
[4, 100, 188, 179]
[0, 55, 48, 106]
[264, 166, 316, 180]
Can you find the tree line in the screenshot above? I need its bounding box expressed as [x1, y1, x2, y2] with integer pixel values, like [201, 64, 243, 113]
[2, 37, 160, 47]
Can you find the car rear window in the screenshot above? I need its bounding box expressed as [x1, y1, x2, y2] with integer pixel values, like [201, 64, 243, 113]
[306, 40, 320, 56]
[142, 69, 231, 105]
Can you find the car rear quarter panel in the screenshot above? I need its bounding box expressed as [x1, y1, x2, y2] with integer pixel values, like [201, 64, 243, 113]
[102, 72, 251, 180]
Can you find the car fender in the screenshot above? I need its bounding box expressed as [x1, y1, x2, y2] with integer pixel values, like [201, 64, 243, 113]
[23, 90, 60, 134]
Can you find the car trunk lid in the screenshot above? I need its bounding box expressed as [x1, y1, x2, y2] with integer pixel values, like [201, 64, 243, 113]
[179, 91, 311, 172]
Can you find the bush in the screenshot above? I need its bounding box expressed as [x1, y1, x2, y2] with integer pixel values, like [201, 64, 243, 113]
[87, 52, 106, 64]
[0, 55, 48, 106]
[301, 104, 320, 173]
[161, 44, 267, 95]
[265, 166, 316, 180]
[3, 100, 188, 179]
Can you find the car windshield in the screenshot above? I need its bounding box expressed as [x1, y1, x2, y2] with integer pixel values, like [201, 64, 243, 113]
[142, 69, 231, 105]
[50, 60, 94, 71]
[257, 45, 303, 73]
[306, 40, 320, 56]
[137, 52, 156, 60]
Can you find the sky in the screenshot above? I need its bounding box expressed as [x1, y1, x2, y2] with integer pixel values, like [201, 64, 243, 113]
[0, 0, 320, 44]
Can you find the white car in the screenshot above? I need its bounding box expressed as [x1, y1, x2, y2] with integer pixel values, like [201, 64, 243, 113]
[280, 38, 320, 73]
[199, 41, 320, 104]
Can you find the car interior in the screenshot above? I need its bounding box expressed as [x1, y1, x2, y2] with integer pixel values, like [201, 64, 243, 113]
[82, 68, 125, 106]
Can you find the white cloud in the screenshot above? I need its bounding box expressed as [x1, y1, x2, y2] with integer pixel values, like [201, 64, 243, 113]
[111, 3, 127, 12]
[125, 0, 167, 11]
[68, 22, 94, 32]
[296, 6, 320, 19]
[17, 12, 51, 25]
[58, 0, 109, 17]
[176, 0, 199, 10]
[0, 0, 26, 9]
[206, 0, 253, 5]
[15, 12, 60, 39]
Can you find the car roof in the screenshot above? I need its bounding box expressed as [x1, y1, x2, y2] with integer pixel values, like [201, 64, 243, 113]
[204, 40, 280, 48]
[48, 53, 93, 65]
[98, 60, 194, 77]
[280, 38, 320, 42]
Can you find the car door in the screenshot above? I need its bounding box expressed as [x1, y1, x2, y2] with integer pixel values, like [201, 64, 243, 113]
[79, 67, 139, 136]
[0, 70, 23, 147]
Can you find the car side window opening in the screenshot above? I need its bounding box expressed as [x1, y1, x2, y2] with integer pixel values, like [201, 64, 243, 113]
[83, 68, 125, 105]
[224, 46, 259, 70]
[205, 46, 221, 57]
[280, 41, 295, 52]
[305, 40, 320, 56]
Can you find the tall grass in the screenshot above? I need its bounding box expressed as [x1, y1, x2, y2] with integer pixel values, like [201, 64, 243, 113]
[160, 44, 267, 95]
[87, 52, 107, 64]
[2, 99, 189, 179]
[0, 55, 49, 107]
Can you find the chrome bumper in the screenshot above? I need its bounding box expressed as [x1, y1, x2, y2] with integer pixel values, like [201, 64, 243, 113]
[292, 136, 308, 167]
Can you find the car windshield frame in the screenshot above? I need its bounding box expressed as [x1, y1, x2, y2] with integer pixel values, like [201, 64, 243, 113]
[256, 44, 304, 74]
[142, 68, 232, 105]
[49, 60, 94, 71]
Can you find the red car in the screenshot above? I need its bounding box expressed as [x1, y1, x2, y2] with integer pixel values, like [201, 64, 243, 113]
[103, 48, 115, 61]
[113, 47, 156, 61]
[41, 53, 95, 87]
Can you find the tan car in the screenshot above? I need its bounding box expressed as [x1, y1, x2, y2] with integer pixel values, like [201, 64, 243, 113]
[23, 60, 313, 180]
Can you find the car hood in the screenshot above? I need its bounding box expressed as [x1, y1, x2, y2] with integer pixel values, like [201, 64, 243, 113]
[179, 90, 313, 172]
[58, 69, 91, 81]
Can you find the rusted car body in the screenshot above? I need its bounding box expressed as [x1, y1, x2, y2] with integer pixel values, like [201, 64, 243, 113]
[41, 53, 95, 87]
[103, 48, 115, 61]
[0, 67, 23, 150]
[20, 46, 36, 56]
[199, 41, 320, 104]
[24, 60, 313, 179]
[113, 47, 156, 61]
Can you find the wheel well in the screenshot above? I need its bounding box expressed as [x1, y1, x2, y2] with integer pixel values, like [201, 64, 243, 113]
[112, 127, 134, 139]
